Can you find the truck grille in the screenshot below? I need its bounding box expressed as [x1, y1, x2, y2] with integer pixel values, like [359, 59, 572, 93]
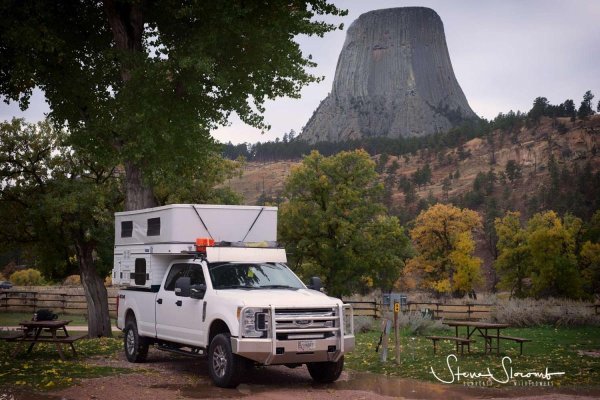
[274, 307, 338, 340]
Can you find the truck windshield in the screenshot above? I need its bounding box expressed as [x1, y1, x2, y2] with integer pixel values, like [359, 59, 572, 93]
[208, 262, 305, 290]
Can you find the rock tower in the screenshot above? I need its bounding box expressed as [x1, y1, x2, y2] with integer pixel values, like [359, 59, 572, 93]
[301, 7, 477, 143]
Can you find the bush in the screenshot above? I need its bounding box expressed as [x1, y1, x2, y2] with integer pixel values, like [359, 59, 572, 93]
[397, 313, 451, 336]
[104, 275, 112, 287]
[0, 273, 5, 281]
[353, 316, 377, 333]
[62, 274, 81, 286]
[9, 268, 44, 286]
[491, 298, 600, 327]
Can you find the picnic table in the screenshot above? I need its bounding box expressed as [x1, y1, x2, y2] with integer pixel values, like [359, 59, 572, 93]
[443, 320, 530, 355]
[8, 320, 87, 360]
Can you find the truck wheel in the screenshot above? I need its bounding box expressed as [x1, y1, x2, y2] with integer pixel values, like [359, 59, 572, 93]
[124, 320, 149, 363]
[307, 356, 344, 383]
[208, 333, 243, 388]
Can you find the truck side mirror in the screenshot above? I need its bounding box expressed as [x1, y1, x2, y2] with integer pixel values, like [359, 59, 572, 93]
[190, 283, 207, 300]
[174, 277, 191, 297]
[307, 276, 322, 292]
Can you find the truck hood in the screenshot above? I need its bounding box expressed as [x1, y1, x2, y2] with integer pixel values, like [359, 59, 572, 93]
[213, 288, 343, 307]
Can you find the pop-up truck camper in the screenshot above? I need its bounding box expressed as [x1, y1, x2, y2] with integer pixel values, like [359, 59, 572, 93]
[113, 204, 354, 388]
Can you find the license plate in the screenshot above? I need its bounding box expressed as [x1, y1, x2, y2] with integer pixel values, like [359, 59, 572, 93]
[298, 340, 316, 351]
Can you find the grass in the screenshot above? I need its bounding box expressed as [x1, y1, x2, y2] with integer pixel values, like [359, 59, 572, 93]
[0, 312, 115, 327]
[345, 325, 600, 387]
[0, 336, 128, 390]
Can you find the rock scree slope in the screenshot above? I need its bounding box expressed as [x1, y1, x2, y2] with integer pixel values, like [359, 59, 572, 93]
[301, 7, 477, 143]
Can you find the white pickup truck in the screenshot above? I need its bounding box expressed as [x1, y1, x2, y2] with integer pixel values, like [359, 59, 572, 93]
[113, 204, 354, 388]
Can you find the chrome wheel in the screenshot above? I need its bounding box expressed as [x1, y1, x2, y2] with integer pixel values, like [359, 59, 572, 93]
[212, 344, 227, 377]
[126, 328, 135, 355]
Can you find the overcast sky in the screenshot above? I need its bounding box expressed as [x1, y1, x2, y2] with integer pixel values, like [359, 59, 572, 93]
[1, 0, 599, 144]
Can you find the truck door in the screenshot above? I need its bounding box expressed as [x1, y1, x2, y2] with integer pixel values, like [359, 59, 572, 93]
[155, 262, 206, 346]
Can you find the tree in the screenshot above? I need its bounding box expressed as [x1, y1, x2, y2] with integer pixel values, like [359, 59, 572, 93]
[564, 99, 577, 121]
[580, 241, 600, 296]
[494, 212, 530, 298]
[404, 204, 482, 296]
[577, 90, 595, 119]
[0, 119, 120, 336]
[526, 211, 582, 298]
[0, 1, 347, 211]
[528, 96, 549, 123]
[412, 164, 432, 189]
[505, 160, 522, 183]
[441, 177, 451, 200]
[279, 150, 412, 297]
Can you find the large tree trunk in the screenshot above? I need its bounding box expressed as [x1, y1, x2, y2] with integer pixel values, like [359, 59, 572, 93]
[103, 1, 156, 211]
[76, 242, 112, 337]
[124, 161, 157, 210]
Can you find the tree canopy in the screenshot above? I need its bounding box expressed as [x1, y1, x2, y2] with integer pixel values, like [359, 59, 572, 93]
[494, 210, 600, 299]
[279, 150, 412, 297]
[0, 0, 347, 210]
[404, 203, 483, 295]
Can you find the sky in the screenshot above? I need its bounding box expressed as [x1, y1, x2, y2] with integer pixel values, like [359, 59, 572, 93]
[1, 0, 599, 144]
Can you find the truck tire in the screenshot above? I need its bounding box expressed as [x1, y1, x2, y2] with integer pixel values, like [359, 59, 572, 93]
[307, 356, 344, 383]
[124, 320, 149, 363]
[208, 333, 243, 388]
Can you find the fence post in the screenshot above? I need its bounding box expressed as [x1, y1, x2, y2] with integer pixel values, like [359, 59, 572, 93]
[61, 293, 67, 313]
[32, 291, 38, 312]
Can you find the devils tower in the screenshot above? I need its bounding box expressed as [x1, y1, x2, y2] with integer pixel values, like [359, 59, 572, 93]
[301, 7, 477, 143]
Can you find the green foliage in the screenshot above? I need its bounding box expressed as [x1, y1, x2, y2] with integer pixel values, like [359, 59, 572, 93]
[494, 212, 530, 298]
[495, 210, 593, 299]
[279, 150, 412, 297]
[527, 96, 577, 122]
[0, 119, 120, 281]
[9, 268, 43, 286]
[504, 160, 522, 182]
[577, 90, 596, 119]
[411, 164, 432, 189]
[0, 1, 347, 208]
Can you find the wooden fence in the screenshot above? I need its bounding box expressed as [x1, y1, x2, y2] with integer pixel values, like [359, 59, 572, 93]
[2, 290, 598, 322]
[342, 300, 600, 320]
[0, 290, 118, 317]
[343, 300, 493, 320]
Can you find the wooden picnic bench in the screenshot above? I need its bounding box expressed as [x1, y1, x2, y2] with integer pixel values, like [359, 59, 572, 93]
[8, 320, 87, 360]
[0, 330, 26, 341]
[480, 334, 531, 355]
[426, 335, 474, 354]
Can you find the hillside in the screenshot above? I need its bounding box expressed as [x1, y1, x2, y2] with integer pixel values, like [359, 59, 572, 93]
[226, 115, 600, 210]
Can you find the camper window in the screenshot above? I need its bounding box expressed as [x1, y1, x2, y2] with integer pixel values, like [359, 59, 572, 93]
[134, 258, 147, 285]
[121, 221, 133, 237]
[147, 217, 160, 236]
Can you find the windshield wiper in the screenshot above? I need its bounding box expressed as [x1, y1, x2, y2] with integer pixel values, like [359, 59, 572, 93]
[260, 285, 298, 290]
[216, 285, 256, 290]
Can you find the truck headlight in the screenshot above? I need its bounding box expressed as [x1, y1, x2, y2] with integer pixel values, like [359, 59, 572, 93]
[240, 307, 270, 338]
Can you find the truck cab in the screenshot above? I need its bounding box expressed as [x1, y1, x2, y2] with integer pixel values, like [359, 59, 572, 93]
[113, 205, 354, 388]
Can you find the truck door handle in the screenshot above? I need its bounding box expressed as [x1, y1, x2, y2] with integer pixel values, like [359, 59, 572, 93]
[176, 300, 182, 307]
[156, 298, 163, 304]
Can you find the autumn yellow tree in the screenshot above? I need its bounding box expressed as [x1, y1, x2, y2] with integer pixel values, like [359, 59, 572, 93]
[404, 204, 482, 295]
[495, 210, 586, 299]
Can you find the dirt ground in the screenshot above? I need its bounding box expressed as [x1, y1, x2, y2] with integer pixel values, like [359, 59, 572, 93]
[5, 347, 600, 400]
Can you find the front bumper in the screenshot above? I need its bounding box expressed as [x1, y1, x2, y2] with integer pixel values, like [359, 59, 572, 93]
[231, 335, 355, 364]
